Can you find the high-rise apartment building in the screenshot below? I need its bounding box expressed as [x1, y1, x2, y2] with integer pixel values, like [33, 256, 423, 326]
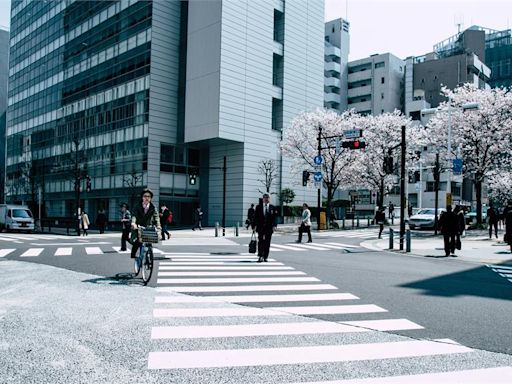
[324, 18, 349, 112]
[6, 0, 324, 226]
[347, 53, 404, 116]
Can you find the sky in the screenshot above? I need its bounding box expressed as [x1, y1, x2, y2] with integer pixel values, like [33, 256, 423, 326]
[0, 0, 511, 61]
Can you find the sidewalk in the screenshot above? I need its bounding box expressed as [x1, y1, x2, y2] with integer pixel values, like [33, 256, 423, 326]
[362, 230, 512, 265]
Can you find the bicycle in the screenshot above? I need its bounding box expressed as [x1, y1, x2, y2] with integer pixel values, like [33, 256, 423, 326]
[133, 225, 159, 285]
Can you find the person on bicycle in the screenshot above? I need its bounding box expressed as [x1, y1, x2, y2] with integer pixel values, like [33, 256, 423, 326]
[130, 189, 161, 258]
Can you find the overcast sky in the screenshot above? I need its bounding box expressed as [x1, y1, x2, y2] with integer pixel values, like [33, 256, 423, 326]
[1, 0, 511, 61]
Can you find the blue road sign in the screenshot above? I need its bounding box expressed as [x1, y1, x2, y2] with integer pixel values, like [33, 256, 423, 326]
[314, 155, 323, 165]
[313, 171, 322, 182]
[453, 159, 463, 174]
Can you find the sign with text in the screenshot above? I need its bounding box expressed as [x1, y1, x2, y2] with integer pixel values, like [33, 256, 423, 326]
[343, 129, 363, 139]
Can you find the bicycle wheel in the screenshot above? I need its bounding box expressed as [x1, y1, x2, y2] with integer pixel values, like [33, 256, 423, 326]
[141, 246, 153, 285]
[133, 246, 143, 276]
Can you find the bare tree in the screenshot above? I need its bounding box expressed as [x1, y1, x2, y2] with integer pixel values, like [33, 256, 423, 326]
[122, 168, 144, 208]
[257, 159, 278, 194]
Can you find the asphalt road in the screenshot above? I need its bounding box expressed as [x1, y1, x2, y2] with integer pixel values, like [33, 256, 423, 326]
[2, 228, 512, 383]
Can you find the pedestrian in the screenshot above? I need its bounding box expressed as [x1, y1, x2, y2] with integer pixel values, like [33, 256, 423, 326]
[454, 205, 465, 249]
[296, 203, 312, 243]
[81, 211, 90, 236]
[388, 202, 395, 219]
[503, 200, 512, 253]
[130, 189, 161, 259]
[120, 203, 131, 251]
[254, 193, 277, 262]
[439, 205, 458, 256]
[375, 206, 386, 239]
[407, 203, 413, 218]
[96, 209, 107, 234]
[192, 207, 203, 231]
[487, 204, 499, 239]
[246, 203, 256, 230]
[159, 204, 171, 240]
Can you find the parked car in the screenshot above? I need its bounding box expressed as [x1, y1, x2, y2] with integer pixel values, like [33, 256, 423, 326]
[465, 208, 488, 225]
[408, 208, 445, 230]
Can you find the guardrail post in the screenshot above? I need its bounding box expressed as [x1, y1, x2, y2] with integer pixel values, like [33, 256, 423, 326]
[342, 219, 345, 229]
[389, 228, 394, 249]
[235, 222, 239, 237]
[215, 222, 219, 237]
[356, 218, 360, 227]
[367, 218, 370, 227]
[406, 229, 411, 252]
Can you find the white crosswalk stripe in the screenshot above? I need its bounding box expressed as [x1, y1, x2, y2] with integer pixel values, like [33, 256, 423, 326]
[269, 242, 358, 252]
[85, 247, 103, 255]
[20, 248, 44, 257]
[0, 249, 16, 257]
[54, 247, 72, 256]
[145, 253, 512, 381]
[487, 264, 512, 284]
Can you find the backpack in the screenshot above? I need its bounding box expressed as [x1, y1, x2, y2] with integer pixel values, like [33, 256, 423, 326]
[167, 211, 173, 224]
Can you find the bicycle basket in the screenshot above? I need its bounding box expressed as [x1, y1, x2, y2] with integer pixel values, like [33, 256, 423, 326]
[141, 227, 159, 244]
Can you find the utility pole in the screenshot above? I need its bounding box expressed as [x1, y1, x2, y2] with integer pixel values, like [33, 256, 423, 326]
[434, 153, 440, 235]
[399, 125, 406, 250]
[222, 156, 226, 237]
[74, 139, 81, 235]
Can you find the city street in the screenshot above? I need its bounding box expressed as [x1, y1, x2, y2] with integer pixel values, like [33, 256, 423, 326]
[1, 227, 512, 383]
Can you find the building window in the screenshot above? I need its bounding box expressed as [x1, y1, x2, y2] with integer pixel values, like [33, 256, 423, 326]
[375, 62, 385, 69]
[381, 93, 384, 99]
[381, 77, 385, 84]
[272, 98, 283, 131]
[273, 9, 284, 44]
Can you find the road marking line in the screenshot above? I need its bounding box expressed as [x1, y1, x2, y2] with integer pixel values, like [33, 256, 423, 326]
[85, 247, 103, 255]
[291, 243, 333, 250]
[340, 318, 424, 331]
[147, 339, 473, 369]
[157, 276, 320, 284]
[112, 247, 130, 254]
[310, 243, 355, 250]
[153, 307, 286, 318]
[54, 247, 72, 256]
[269, 247, 284, 251]
[158, 271, 305, 276]
[157, 261, 285, 265]
[156, 284, 338, 293]
[285, 367, 512, 383]
[154, 292, 358, 304]
[271, 244, 307, 251]
[166, 258, 272, 262]
[268, 304, 387, 315]
[0, 249, 15, 257]
[157, 266, 294, 270]
[325, 242, 359, 248]
[160, 254, 253, 258]
[20, 248, 44, 257]
[488, 264, 512, 270]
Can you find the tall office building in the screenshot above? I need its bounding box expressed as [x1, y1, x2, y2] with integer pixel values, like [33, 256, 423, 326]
[6, 0, 324, 226]
[324, 18, 349, 112]
[0, 27, 9, 204]
[347, 53, 404, 116]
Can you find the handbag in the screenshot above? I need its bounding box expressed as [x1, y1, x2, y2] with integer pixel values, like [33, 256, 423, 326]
[248, 231, 257, 254]
[456, 237, 461, 250]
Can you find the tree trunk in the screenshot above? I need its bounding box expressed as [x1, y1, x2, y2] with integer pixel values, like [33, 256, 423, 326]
[475, 177, 483, 225]
[379, 178, 385, 208]
[326, 185, 333, 228]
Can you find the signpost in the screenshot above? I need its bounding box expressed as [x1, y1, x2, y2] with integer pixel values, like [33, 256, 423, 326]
[343, 129, 363, 139]
[453, 159, 463, 175]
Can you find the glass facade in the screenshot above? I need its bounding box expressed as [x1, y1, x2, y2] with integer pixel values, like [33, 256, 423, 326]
[6, 0, 198, 226]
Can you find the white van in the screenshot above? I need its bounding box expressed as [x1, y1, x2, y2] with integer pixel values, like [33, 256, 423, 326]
[0, 204, 35, 233]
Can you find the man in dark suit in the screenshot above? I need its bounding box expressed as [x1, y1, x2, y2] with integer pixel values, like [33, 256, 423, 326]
[254, 193, 277, 262]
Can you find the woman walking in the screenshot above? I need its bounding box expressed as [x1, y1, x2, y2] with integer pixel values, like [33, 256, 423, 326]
[81, 211, 90, 236]
[296, 203, 312, 243]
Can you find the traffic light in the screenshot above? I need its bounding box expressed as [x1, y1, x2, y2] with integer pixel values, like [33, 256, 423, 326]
[383, 156, 393, 174]
[341, 140, 366, 150]
[302, 170, 310, 187]
[189, 173, 197, 185]
[86, 175, 92, 192]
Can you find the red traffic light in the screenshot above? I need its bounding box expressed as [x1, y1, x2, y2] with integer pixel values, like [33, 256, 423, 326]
[342, 140, 366, 150]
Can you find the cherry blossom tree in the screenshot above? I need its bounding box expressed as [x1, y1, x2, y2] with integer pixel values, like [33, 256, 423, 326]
[281, 108, 365, 224]
[422, 85, 512, 224]
[488, 170, 512, 206]
[348, 111, 420, 208]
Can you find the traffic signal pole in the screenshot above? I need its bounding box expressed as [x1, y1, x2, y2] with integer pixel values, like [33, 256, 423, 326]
[317, 125, 322, 231]
[399, 125, 406, 251]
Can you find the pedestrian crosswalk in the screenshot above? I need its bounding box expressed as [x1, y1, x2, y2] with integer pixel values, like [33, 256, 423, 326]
[0, 246, 134, 258]
[146, 253, 512, 382]
[317, 229, 389, 239]
[270, 242, 359, 252]
[487, 264, 512, 284]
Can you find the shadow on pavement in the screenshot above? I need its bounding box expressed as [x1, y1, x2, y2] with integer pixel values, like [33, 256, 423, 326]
[400, 260, 512, 300]
[82, 272, 144, 287]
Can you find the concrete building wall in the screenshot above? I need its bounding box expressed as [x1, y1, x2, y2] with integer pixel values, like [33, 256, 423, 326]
[0, 28, 9, 203]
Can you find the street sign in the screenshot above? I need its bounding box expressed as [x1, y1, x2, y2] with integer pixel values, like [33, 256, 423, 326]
[343, 129, 363, 139]
[446, 192, 452, 206]
[313, 155, 323, 165]
[313, 171, 322, 182]
[314, 181, 322, 188]
[453, 159, 463, 175]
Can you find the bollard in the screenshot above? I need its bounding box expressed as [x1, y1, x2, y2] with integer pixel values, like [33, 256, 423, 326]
[356, 218, 360, 227]
[342, 218, 345, 229]
[406, 229, 411, 252]
[215, 222, 219, 237]
[235, 222, 239, 237]
[389, 228, 394, 249]
[367, 218, 370, 227]
[352, 217, 355, 228]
